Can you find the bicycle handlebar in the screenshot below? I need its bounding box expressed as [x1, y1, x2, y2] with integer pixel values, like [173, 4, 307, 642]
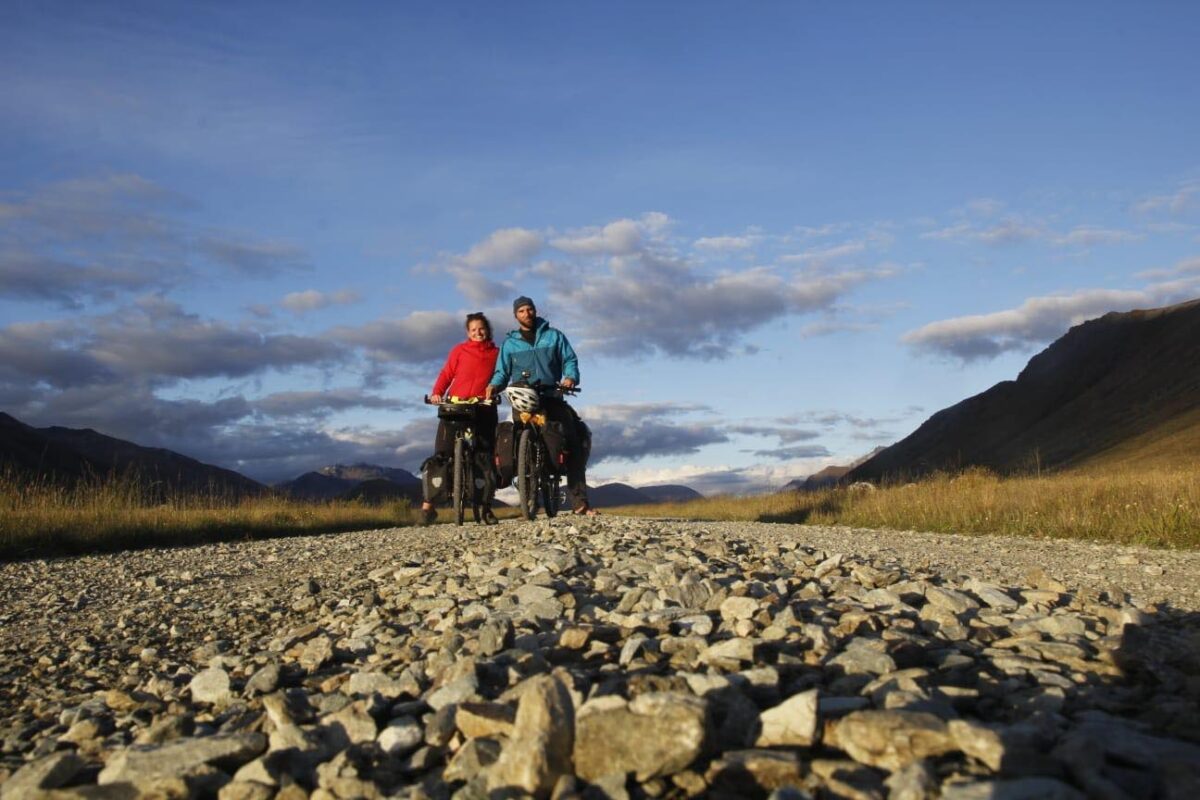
[424, 395, 498, 406]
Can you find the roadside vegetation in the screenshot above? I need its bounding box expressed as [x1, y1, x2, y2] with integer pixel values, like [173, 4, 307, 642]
[0, 468, 416, 560]
[606, 466, 1200, 550]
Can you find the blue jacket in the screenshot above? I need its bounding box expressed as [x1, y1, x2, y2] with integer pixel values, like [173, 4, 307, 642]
[489, 317, 580, 389]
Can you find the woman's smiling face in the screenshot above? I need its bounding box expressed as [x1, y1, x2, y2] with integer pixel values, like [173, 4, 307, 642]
[467, 319, 489, 341]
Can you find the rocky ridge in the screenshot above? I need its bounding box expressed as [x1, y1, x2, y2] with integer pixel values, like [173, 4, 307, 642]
[2, 519, 1199, 799]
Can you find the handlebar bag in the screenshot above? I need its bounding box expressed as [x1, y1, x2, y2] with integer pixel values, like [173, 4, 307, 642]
[421, 454, 451, 504]
[494, 421, 516, 489]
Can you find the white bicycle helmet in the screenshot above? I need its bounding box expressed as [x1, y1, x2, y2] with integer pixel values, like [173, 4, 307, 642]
[504, 385, 540, 413]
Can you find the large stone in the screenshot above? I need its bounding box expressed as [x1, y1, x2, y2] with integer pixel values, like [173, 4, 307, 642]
[189, 667, 233, 706]
[720, 596, 762, 621]
[377, 716, 423, 756]
[0, 752, 84, 798]
[487, 674, 575, 796]
[702, 637, 757, 667]
[753, 689, 820, 747]
[834, 710, 958, 771]
[297, 636, 334, 673]
[456, 701, 517, 739]
[925, 586, 979, 615]
[345, 671, 405, 699]
[574, 692, 707, 781]
[98, 732, 267, 786]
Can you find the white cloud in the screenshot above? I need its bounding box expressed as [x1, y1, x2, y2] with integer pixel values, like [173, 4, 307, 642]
[550, 218, 643, 256]
[694, 235, 758, 252]
[902, 288, 1160, 361]
[1136, 255, 1200, 281]
[1134, 181, 1200, 216]
[779, 241, 867, 266]
[1052, 226, 1142, 248]
[281, 288, 362, 313]
[461, 227, 543, 268]
[922, 218, 1044, 246]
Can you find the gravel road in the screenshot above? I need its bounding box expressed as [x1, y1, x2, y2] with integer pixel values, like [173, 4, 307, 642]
[1, 518, 1198, 798]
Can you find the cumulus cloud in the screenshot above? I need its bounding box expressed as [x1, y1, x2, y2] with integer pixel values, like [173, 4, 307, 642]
[902, 288, 1161, 360]
[0, 297, 344, 388]
[281, 289, 362, 314]
[461, 227, 543, 268]
[329, 309, 466, 365]
[578, 402, 726, 463]
[0, 173, 313, 306]
[545, 256, 894, 359]
[550, 218, 643, 256]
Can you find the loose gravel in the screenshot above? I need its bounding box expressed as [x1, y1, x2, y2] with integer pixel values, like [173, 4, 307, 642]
[1, 518, 1198, 799]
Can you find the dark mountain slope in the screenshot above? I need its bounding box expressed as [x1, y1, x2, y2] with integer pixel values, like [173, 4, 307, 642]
[0, 412, 264, 497]
[849, 298, 1200, 482]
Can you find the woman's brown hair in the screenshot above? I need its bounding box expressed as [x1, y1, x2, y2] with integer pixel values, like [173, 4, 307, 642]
[466, 312, 493, 341]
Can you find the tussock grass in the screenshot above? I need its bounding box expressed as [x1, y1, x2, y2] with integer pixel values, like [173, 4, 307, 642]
[0, 469, 415, 560]
[608, 466, 1200, 550]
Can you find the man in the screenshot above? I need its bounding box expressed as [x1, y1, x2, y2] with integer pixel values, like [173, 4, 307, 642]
[486, 296, 595, 515]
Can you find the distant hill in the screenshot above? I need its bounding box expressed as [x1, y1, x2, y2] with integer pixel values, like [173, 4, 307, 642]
[640, 484, 703, 503]
[0, 411, 264, 498]
[586, 482, 703, 507]
[849, 298, 1200, 482]
[589, 483, 652, 508]
[782, 448, 888, 492]
[276, 463, 420, 501]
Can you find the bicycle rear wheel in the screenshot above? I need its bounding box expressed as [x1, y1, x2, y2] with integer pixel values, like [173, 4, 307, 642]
[453, 437, 467, 526]
[515, 428, 537, 520]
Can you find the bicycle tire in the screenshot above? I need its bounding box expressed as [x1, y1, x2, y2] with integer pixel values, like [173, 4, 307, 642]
[516, 428, 537, 520]
[453, 437, 467, 526]
[541, 447, 560, 518]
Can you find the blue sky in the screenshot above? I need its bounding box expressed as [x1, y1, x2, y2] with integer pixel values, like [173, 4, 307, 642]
[3, 1, 1199, 492]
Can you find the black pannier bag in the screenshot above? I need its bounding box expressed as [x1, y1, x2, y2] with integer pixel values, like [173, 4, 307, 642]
[421, 454, 451, 504]
[540, 420, 570, 469]
[494, 421, 516, 489]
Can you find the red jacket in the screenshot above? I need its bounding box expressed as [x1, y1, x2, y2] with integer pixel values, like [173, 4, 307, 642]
[432, 339, 499, 399]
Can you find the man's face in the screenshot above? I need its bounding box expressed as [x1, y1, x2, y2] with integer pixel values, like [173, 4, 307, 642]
[515, 304, 536, 330]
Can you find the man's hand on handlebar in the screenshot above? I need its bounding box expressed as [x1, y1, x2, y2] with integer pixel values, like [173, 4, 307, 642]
[484, 385, 496, 400]
[428, 394, 443, 404]
[559, 377, 576, 390]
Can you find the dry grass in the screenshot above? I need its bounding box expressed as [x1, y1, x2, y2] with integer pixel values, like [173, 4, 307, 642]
[0, 469, 417, 560]
[607, 466, 1200, 550]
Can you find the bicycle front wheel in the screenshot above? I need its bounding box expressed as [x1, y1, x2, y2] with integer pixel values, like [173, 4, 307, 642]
[515, 428, 537, 520]
[453, 437, 467, 526]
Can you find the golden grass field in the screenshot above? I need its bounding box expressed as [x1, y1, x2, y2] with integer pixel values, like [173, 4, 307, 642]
[3, 462, 1198, 558]
[0, 469, 417, 559]
[605, 466, 1200, 550]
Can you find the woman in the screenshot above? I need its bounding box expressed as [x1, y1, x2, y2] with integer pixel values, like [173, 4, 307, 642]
[420, 312, 500, 525]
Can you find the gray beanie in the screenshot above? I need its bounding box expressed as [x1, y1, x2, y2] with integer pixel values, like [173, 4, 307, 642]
[513, 295, 535, 313]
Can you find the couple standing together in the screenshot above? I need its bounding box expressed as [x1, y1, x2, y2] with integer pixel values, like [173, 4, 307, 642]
[418, 296, 595, 524]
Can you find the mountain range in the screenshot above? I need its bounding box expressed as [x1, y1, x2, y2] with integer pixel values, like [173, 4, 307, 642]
[5, 298, 1195, 502]
[848, 298, 1200, 482]
[587, 483, 704, 508]
[0, 411, 263, 499]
